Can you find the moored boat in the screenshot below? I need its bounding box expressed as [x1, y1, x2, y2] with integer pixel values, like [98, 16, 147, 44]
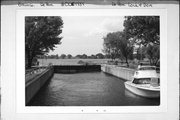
[124, 66, 160, 98]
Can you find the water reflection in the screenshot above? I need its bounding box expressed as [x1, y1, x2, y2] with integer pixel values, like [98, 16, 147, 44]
[124, 89, 140, 98]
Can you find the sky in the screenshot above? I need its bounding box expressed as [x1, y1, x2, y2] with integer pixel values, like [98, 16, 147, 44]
[49, 16, 125, 56]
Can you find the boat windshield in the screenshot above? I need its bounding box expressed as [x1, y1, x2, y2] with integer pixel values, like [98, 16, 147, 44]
[133, 78, 151, 84]
[132, 78, 160, 85]
[138, 67, 156, 70]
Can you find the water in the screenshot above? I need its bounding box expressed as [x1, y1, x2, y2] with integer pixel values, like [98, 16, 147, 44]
[28, 72, 160, 106]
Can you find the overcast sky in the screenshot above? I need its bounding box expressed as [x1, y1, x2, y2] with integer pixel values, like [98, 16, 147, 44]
[49, 16, 125, 56]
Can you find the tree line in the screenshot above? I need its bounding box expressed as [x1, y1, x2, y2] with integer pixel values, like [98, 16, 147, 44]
[103, 16, 160, 67]
[25, 16, 160, 68]
[37, 53, 106, 59]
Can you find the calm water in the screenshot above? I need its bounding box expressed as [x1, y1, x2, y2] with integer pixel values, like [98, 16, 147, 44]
[28, 72, 160, 106]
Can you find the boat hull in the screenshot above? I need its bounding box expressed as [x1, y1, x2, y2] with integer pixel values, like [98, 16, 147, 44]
[125, 81, 160, 98]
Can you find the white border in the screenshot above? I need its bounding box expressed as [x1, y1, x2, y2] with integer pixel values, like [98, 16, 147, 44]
[16, 9, 167, 113]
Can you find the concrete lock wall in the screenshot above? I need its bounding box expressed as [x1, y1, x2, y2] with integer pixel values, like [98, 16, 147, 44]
[25, 67, 54, 105]
[54, 65, 101, 73]
[101, 65, 135, 81]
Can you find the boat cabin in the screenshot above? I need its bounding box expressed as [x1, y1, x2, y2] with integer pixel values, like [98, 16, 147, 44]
[133, 66, 160, 86]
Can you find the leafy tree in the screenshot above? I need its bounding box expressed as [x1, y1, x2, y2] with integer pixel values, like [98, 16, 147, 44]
[103, 32, 120, 60]
[123, 16, 159, 46]
[103, 31, 134, 66]
[145, 44, 160, 66]
[75, 54, 82, 59]
[60, 54, 66, 59]
[55, 54, 59, 59]
[82, 54, 88, 59]
[117, 31, 134, 66]
[47, 54, 59, 59]
[90, 54, 97, 59]
[75, 54, 88, 59]
[67, 54, 72, 59]
[136, 45, 146, 60]
[25, 16, 63, 68]
[96, 53, 104, 59]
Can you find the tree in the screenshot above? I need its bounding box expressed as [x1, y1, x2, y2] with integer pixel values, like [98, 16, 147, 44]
[145, 44, 160, 66]
[75, 54, 82, 59]
[60, 54, 66, 59]
[117, 31, 134, 66]
[55, 54, 59, 59]
[96, 53, 104, 59]
[82, 54, 88, 59]
[123, 16, 159, 46]
[103, 31, 134, 66]
[25, 16, 63, 68]
[103, 32, 120, 60]
[67, 54, 72, 59]
[90, 54, 97, 59]
[136, 45, 146, 60]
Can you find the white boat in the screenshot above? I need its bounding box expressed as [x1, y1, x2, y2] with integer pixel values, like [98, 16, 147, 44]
[124, 66, 160, 98]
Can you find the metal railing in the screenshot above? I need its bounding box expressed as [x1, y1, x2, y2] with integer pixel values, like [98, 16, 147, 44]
[26, 66, 46, 75]
[25, 65, 53, 83]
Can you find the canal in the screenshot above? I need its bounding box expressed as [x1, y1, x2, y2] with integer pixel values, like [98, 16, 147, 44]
[28, 72, 160, 106]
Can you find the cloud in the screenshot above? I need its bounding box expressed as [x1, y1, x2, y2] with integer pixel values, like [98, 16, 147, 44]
[86, 17, 125, 37]
[101, 18, 124, 32]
